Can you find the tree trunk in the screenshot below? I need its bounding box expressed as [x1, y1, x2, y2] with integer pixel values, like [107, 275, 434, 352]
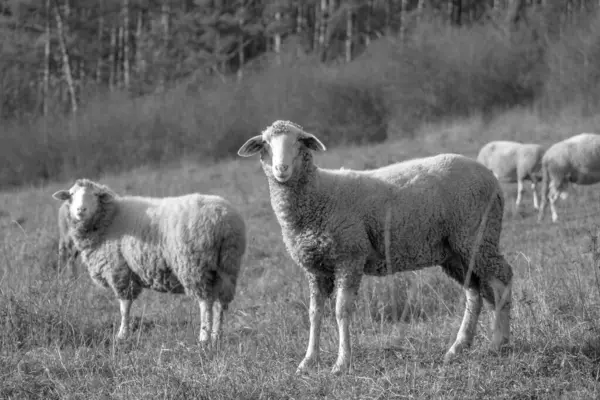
[117, 25, 124, 88]
[345, 6, 353, 63]
[400, 0, 409, 41]
[453, 0, 462, 25]
[135, 9, 144, 77]
[122, 0, 130, 90]
[318, 0, 327, 60]
[96, 11, 104, 84]
[52, 0, 77, 114]
[274, 11, 282, 64]
[313, 3, 320, 53]
[237, 6, 245, 81]
[296, 2, 304, 57]
[109, 25, 117, 91]
[43, 0, 51, 117]
[159, 0, 170, 90]
[417, 0, 427, 21]
[365, 0, 372, 46]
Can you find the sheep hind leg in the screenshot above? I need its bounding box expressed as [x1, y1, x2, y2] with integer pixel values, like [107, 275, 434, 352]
[444, 287, 482, 364]
[515, 179, 524, 210]
[531, 181, 539, 210]
[479, 255, 512, 353]
[441, 254, 482, 364]
[331, 263, 363, 375]
[211, 300, 227, 344]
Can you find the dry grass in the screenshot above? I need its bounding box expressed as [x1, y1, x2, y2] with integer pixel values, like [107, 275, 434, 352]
[2, 109, 600, 399]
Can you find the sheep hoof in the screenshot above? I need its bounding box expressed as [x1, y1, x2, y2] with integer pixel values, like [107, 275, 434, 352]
[295, 357, 319, 375]
[330, 364, 346, 375]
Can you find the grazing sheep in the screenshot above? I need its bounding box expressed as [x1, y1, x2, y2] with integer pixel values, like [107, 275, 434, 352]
[58, 201, 80, 278]
[476, 140, 545, 210]
[538, 132, 600, 223]
[237, 120, 513, 375]
[52, 179, 247, 343]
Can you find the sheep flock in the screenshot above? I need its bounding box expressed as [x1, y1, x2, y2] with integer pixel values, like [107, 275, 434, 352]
[46, 120, 600, 376]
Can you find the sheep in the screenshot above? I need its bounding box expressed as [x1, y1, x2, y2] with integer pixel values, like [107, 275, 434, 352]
[476, 140, 545, 211]
[538, 132, 600, 223]
[57, 201, 80, 279]
[52, 178, 247, 343]
[237, 120, 513, 375]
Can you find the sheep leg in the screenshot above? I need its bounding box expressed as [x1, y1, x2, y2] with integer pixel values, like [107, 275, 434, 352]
[531, 181, 539, 210]
[116, 299, 133, 340]
[211, 300, 224, 343]
[515, 179, 524, 209]
[331, 266, 363, 375]
[548, 186, 560, 223]
[198, 298, 214, 344]
[444, 287, 482, 364]
[488, 277, 512, 351]
[296, 274, 331, 374]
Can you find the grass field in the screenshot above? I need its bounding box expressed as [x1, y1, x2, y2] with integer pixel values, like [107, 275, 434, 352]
[2, 111, 600, 399]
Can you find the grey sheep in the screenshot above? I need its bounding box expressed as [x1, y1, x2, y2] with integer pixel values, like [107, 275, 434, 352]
[58, 201, 80, 279]
[476, 140, 545, 210]
[538, 132, 600, 223]
[237, 120, 513, 375]
[52, 178, 247, 343]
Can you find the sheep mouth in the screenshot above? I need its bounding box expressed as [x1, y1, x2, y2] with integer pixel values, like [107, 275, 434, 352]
[273, 172, 292, 183]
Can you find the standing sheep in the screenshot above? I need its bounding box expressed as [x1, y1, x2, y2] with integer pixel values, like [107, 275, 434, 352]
[538, 133, 600, 223]
[57, 201, 80, 279]
[476, 140, 545, 211]
[237, 120, 513, 375]
[52, 179, 247, 343]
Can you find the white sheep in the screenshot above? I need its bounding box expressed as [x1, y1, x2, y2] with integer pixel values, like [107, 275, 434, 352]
[57, 201, 80, 279]
[538, 132, 600, 223]
[476, 140, 545, 210]
[237, 120, 513, 375]
[52, 179, 247, 343]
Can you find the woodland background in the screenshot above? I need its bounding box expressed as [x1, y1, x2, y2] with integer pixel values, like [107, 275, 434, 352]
[1, 0, 599, 187]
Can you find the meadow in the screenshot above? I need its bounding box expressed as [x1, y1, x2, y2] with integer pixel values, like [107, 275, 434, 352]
[2, 108, 600, 399]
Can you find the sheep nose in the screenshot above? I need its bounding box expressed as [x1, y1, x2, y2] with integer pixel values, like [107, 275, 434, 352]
[275, 164, 289, 173]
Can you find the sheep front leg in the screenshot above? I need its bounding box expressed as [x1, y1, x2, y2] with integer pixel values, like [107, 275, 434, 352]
[116, 299, 132, 340]
[211, 300, 224, 344]
[296, 273, 333, 374]
[331, 263, 363, 375]
[198, 298, 213, 344]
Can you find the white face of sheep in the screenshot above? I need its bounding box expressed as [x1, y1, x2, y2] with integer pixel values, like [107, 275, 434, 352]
[52, 184, 103, 222]
[237, 121, 327, 183]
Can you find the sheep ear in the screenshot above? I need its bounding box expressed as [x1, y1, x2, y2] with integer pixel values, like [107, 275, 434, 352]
[237, 135, 265, 157]
[98, 191, 115, 202]
[52, 190, 71, 201]
[299, 132, 327, 152]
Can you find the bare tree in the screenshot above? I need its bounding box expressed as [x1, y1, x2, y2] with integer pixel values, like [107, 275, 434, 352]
[52, 0, 77, 113]
[122, 0, 130, 90]
[345, 5, 353, 62]
[43, 0, 51, 117]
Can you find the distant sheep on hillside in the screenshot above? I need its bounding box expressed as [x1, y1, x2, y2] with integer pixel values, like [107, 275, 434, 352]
[476, 140, 545, 211]
[238, 120, 513, 375]
[538, 133, 600, 222]
[52, 179, 247, 343]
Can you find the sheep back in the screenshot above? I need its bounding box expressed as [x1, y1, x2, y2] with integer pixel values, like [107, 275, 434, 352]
[477, 140, 544, 182]
[72, 193, 246, 299]
[542, 133, 600, 185]
[270, 153, 503, 278]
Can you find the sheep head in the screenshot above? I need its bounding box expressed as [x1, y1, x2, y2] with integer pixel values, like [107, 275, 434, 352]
[52, 179, 115, 223]
[237, 120, 326, 183]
